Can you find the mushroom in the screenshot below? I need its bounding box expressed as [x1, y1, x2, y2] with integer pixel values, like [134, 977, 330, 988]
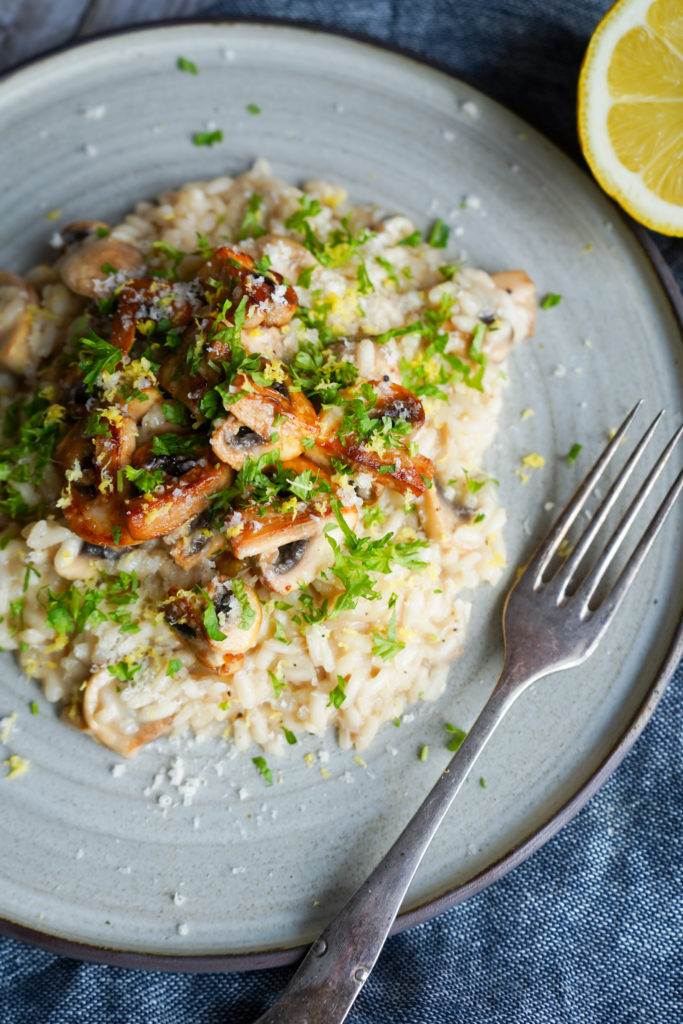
[211, 413, 305, 469]
[0, 271, 39, 372]
[110, 277, 197, 354]
[59, 220, 111, 249]
[417, 480, 474, 544]
[315, 378, 434, 496]
[163, 576, 261, 674]
[82, 667, 174, 757]
[491, 270, 536, 344]
[52, 535, 123, 580]
[124, 440, 233, 542]
[167, 511, 226, 570]
[198, 246, 298, 332]
[227, 371, 318, 450]
[225, 457, 359, 593]
[57, 235, 141, 298]
[55, 416, 140, 548]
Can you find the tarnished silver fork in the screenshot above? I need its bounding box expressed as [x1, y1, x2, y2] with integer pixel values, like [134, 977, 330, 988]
[254, 401, 683, 1024]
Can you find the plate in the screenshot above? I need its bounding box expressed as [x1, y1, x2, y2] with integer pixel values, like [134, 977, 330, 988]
[0, 22, 681, 970]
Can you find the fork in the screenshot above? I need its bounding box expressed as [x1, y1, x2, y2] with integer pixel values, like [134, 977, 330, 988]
[253, 401, 683, 1024]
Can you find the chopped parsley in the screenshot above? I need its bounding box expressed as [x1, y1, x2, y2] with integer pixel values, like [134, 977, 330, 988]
[285, 197, 371, 268]
[232, 578, 256, 630]
[151, 433, 202, 457]
[246, 103, 261, 115]
[192, 129, 223, 147]
[398, 230, 422, 247]
[356, 260, 374, 294]
[238, 193, 266, 241]
[327, 674, 347, 708]
[296, 266, 315, 288]
[77, 331, 122, 391]
[162, 401, 188, 426]
[371, 606, 405, 662]
[107, 660, 142, 682]
[460, 468, 498, 494]
[124, 464, 165, 493]
[177, 56, 198, 74]
[566, 443, 582, 465]
[30, 701, 39, 715]
[281, 726, 297, 745]
[419, 745, 429, 761]
[268, 669, 287, 697]
[427, 219, 450, 248]
[541, 293, 562, 309]
[166, 659, 183, 678]
[446, 723, 466, 752]
[197, 587, 227, 642]
[252, 755, 273, 785]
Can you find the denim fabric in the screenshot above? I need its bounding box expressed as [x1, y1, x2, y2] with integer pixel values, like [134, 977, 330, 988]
[1, 2, 682, 1022]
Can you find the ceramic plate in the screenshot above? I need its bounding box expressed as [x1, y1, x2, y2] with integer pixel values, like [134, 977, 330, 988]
[0, 22, 681, 970]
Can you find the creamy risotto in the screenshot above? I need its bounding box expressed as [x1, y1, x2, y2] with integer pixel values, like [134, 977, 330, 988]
[0, 159, 535, 757]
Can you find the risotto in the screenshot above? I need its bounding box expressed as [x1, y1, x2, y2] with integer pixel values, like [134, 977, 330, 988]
[0, 159, 535, 758]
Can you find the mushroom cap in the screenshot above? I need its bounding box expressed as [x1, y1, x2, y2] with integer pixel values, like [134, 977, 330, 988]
[82, 668, 174, 757]
[0, 271, 39, 373]
[258, 532, 332, 595]
[163, 577, 261, 673]
[57, 236, 141, 298]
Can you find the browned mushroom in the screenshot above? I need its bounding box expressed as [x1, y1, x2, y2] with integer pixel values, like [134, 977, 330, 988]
[110, 277, 197, 354]
[82, 668, 175, 756]
[417, 479, 474, 543]
[55, 415, 140, 547]
[491, 270, 536, 342]
[315, 380, 433, 496]
[198, 246, 298, 332]
[0, 271, 39, 372]
[124, 440, 232, 541]
[167, 512, 226, 570]
[57, 235, 141, 298]
[163, 576, 261, 674]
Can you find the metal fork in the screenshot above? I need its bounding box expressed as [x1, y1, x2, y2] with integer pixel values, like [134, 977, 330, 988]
[253, 401, 683, 1024]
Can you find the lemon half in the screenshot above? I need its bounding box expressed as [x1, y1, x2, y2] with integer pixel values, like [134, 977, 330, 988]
[578, 0, 683, 236]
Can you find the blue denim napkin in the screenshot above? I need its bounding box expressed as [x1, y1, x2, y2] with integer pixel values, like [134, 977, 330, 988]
[1, 2, 682, 1022]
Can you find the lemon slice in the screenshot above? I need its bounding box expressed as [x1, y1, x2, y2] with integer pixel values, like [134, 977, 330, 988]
[578, 0, 683, 235]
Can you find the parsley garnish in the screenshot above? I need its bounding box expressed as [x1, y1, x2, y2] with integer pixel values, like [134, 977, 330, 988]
[446, 723, 466, 752]
[427, 219, 449, 248]
[375, 256, 399, 287]
[419, 745, 429, 761]
[151, 434, 202, 457]
[232, 578, 256, 630]
[541, 293, 562, 309]
[177, 56, 198, 74]
[77, 331, 122, 391]
[296, 266, 315, 288]
[193, 129, 223, 147]
[356, 260, 374, 294]
[268, 669, 287, 697]
[107, 660, 142, 682]
[398, 231, 422, 247]
[197, 587, 227, 642]
[371, 606, 405, 661]
[124, 464, 165, 493]
[238, 193, 266, 241]
[162, 401, 188, 426]
[166, 659, 183, 678]
[566, 443, 582, 465]
[282, 726, 297, 745]
[252, 756, 273, 785]
[246, 103, 261, 115]
[327, 674, 347, 708]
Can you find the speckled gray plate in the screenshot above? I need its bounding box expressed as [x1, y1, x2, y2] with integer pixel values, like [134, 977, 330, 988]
[0, 22, 681, 971]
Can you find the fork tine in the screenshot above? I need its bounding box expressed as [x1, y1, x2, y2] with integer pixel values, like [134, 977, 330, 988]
[577, 424, 683, 610]
[557, 411, 663, 598]
[584, 465, 683, 628]
[530, 401, 642, 585]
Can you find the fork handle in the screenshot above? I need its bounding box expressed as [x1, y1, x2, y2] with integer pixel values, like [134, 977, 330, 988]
[253, 664, 525, 1024]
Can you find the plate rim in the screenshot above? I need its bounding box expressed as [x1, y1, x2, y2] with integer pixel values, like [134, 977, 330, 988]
[0, 16, 681, 974]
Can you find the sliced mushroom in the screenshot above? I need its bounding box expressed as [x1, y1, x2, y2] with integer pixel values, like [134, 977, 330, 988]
[227, 371, 318, 450]
[59, 220, 111, 249]
[491, 270, 536, 343]
[82, 667, 174, 757]
[55, 417, 140, 547]
[57, 236, 141, 298]
[211, 412, 305, 469]
[315, 379, 434, 496]
[0, 271, 39, 373]
[124, 441, 232, 541]
[417, 480, 474, 543]
[198, 246, 298, 332]
[110, 277, 197, 353]
[258, 533, 334, 595]
[167, 511, 226, 570]
[52, 535, 122, 580]
[163, 577, 261, 674]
